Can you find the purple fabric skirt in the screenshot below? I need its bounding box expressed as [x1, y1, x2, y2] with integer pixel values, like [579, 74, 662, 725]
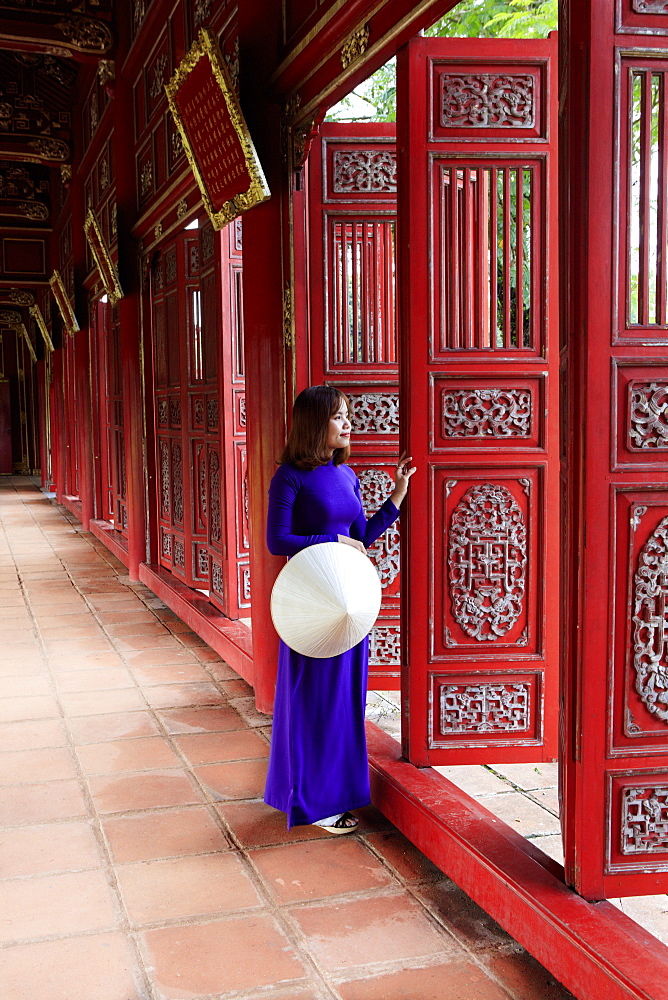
[264, 636, 370, 827]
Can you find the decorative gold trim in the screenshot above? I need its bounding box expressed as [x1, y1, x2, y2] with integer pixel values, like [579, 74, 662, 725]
[341, 24, 370, 69]
[49, 269, 79, 336]
[14, 323, 37, 363]
[84, 209, 123, 305]
[282, 281, 293, 350]
[164, 27, 270, 230]
[29, 304, 54, 352]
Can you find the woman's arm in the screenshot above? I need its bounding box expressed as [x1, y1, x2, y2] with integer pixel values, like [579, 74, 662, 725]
[266, 466, 338, 557]
[349, 452, 416, 548]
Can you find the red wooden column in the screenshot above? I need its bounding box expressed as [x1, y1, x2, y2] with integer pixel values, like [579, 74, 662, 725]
[239, 8, 288, 713]
[562, 0, 668, 898]
[114, 2, 147, 582]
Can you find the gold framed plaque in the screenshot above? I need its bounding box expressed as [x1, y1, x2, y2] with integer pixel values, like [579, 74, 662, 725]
[29, 304, 54, 352]
[49, 270, 79, 337]
[84, 209, 123, 305]
[165, 27, 270, 230]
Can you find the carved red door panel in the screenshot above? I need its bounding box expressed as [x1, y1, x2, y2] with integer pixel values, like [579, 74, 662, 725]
[561, 0, 668, 899]
[397, 35, 559, 765]
[309, 123, 401, 687]
[92, 299, 125, 532]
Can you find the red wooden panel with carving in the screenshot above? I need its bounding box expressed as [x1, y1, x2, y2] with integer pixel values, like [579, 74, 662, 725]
[398, 35, 559, 765]
[309, 124, 401, 687]
[562, 0, 668, 898]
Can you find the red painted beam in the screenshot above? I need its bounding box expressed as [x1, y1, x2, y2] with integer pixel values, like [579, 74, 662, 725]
[139, 562, 253, 684]
[367, 722, 668, 1000]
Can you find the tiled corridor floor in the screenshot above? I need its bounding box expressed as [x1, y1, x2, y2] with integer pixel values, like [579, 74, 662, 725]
[0, 476, 576, 1000]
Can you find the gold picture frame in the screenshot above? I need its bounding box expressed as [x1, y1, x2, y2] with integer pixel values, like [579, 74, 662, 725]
[29, 304, 54, 353]
[84, 209, 123, 305]
[165, 27, 270, 230]
[49, 270, 79, 337]
[14, 323, 37, 364]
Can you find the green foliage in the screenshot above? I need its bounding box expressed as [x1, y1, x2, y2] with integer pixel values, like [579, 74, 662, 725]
[326, 0, 558, 122]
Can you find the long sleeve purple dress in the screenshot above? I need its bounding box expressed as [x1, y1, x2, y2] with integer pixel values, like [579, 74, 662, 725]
[264, 459, 399, 827]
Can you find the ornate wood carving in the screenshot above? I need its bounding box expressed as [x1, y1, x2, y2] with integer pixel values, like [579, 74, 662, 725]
[442, 388, 532, 438]
[349, 392, 399, 434]
[340, 24, 370, 69]
[629, 382, 668, 448]
[622, 786, 668, 853]
[632, 0, 668, 10]
[633, 515, 668, 720]
[333, 149, 397, 193]
[369, 624, 401, 665]
[441, 74, 535, 128]
[440, 682, 531, 734]
[358, 469, 400, 588]
[449, 483, 527, 641]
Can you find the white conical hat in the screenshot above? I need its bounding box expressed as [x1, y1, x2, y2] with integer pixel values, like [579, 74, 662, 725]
[270, 541, 382, 658]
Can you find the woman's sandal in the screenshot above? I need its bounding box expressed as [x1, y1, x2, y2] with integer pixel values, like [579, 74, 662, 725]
[312, 811, 359, 835]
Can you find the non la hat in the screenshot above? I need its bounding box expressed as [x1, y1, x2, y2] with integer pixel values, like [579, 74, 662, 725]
[270, 541, 382, 658]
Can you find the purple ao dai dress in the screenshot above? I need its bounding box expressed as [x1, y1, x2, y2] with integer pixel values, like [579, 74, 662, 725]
[264, 460, 399, 827]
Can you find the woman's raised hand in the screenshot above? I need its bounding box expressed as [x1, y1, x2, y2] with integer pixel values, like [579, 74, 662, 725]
[390, 451, 416, 509]
[337, 534, 366, 554]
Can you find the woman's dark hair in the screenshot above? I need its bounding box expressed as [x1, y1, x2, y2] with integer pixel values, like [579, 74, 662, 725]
[280, 385, 351, 470]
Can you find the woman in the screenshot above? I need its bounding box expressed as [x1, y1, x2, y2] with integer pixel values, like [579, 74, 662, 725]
[264, 385, 415, 834]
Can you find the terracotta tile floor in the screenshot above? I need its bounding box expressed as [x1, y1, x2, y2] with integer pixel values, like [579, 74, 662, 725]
[0, 476, 575, 1000]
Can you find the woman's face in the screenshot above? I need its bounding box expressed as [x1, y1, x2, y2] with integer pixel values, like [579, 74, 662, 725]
[326, 399, 351, 454]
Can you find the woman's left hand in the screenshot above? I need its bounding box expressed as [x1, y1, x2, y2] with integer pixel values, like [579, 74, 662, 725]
[390, 451, 416, 509]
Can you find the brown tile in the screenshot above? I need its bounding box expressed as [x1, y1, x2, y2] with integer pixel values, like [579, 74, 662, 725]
[337, 961, 510, 1000]
[0, 933, 142, 1000]
[221, 678, 254, 698]
[482, 952, 575, 1000]
[95, 610, 156, 624]
[175, 729, 269, 765]
[54, 667, 135, 693]
[121, 648, 200, 667]
[414, 880, 518, 954]
[76, 736, 180, 775]
[117, 852, 261, 924]
[205, 660, 240, 682]
[365, 829, 445, 884]
[0, 869, 117, 943]
[0, 719, 67, 752]
[141, 915, 307, 999]
[194, 758, 268, 800]
[0, 695, 60, 723]
[249, 837, 395, 903]
[0, 656, 44, 677]
[157, 705, 244, 733]
[102, 805, 229, 863]
[43, 637, 114, 654]
[196, 646, 228, 663]
[36, 613, 98, 629]
[69, 711, 160, 744]
[129, 662, 210, 686]
[217, 799, 335, 847]
[288, 892, 453, 971]
[88, 769, 202, 813]
[113, 635, 188, 652]
[49, 651, 127, 671]
[103, 622, 170, 638]
[59, 688, 146, 716]
[0, 746, 76, 784]
[142, 682, 222, 710]
[39, 625, 108, 641]
[0, 821, 102, 877]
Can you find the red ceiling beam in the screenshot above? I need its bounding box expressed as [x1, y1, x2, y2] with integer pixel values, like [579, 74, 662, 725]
[0, 10, 113, 60]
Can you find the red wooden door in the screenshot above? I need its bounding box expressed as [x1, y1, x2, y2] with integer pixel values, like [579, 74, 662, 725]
[150, 220, 248, 618]
[397, 35, 559, 765]
[562, 0, 668, 899]
[309, 123, 401, 688]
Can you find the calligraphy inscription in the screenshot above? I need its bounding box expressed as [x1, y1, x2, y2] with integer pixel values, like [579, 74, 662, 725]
[173, 59, 250, 210]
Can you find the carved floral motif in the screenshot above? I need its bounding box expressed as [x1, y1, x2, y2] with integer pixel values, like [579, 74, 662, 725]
[349, 393, 399, 434]
[160, 442, 170, 517]
[212, 561, 223, 595]
[358, 469, 400, 588]
[332, 150, 397, 193]
[441, 74, 534, 128]
[149, 54, 168, 101]
[173, 537, 185, 568]
[55, 16, 113, 53]
[622, 786, 668, 854]
[632, 515, 668, 720]
[440, 683, 530, 733]
[633, 0, 668, 11]
[201, 224, 214, 261]
[629, 382, 668, 448]
[449, 483, 526, 641]
[209, 450, 221, 544]
[341, 24, 370, 69]
[442, 388, 531, 438]
[172, 442, 183, 523]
